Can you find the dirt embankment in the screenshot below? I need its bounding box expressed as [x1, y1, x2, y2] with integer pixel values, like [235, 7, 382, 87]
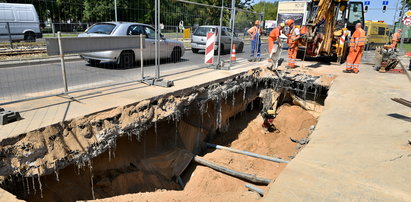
[96, 104, 317, 202]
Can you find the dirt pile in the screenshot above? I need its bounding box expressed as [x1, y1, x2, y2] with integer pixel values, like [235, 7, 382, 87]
[96, 104, 317, 202]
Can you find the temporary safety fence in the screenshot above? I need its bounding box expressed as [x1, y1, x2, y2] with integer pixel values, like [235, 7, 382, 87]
[0, 0, 262, 106]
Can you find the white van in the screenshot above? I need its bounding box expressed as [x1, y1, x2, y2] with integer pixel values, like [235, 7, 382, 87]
[0, 3, 42, 42]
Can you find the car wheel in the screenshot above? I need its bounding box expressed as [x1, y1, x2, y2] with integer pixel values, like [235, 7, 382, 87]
[24, 32, 36, 42]
[88, 59, 100, 67]
[118, 51, 135, 68]
[237, 42, 244, 53]
[192, 48, 199, 54]
[171, 47, 182, 62]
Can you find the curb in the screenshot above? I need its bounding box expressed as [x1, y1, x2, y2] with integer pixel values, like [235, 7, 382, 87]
[0, 56, 83, 68]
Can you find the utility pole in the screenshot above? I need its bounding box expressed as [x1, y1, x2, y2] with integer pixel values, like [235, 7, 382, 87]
[114, 0, 118, 22]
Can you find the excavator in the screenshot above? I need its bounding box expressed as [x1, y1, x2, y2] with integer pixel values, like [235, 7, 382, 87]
[298, 0, 365, 63]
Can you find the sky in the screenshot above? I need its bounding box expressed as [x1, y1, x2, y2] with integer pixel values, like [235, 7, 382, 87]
[363, 0, 402, 25]
[256, 0, 404, 25]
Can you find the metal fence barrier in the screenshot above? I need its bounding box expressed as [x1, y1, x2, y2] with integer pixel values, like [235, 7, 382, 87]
[0, 0, 264, 106]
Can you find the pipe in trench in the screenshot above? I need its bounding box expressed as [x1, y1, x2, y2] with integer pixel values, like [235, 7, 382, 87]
[206, 143, 289, 164]
[245, 183, 265, 196]
[193, 156, 271, 185]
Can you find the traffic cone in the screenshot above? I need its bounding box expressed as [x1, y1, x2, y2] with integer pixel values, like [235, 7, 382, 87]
[231, 44, 236, 62]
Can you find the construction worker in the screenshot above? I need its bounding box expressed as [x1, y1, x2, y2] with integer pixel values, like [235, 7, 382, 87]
[391, 29, 402, 50]
[286, 19, 300, 68]
[268, 23, 285, 62]
[344, 23, 366, 74]
[247, 20, 263, 62]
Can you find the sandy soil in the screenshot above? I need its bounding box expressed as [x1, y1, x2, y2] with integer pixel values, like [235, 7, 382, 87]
[95, 104, 317, 202]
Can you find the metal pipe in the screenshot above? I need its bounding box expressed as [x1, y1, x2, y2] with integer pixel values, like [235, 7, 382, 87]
[154, 0, 160, 79]
[6, 22, 13, 49]
[216, 0, 224, 69]
[206, 143, 289, 163]
[57, 32, 68, 93]
[140, 34, 144, 80]
[245, 184, 265, 196]
[399, 0, 406, 51]
[52, 23, 56, 37]
[157, 0, 161, 79]
[391, 98, 411, 108]
[229, 0, 236, 68]
[114, 0, 118, 22]
[194, 156, 272, 185]
[154, 0, 158, 78]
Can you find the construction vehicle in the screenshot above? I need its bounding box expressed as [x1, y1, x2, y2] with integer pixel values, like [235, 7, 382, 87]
[373, 45, 400, 73]
[364, 21, 390, 49]
[297, 0, 365, 63]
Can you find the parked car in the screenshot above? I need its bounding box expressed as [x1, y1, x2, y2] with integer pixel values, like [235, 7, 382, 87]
[191, 25, 244, 54]
[78, 22, 185, 68]
[0, 3, 43, 42]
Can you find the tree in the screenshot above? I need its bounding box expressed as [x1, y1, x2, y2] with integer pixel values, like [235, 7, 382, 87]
[252, 1, 278, 20]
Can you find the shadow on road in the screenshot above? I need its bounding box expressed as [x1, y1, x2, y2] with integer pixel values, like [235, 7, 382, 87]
[87, 58, 190, 70]
[387, 113, 411, 123]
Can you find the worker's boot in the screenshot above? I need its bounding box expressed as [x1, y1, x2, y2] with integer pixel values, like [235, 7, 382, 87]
[343, 68, 353, 73]
[353, 68, 359, 74]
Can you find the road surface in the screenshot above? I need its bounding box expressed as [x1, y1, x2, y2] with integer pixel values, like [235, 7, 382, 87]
[0, 43, 281, 103]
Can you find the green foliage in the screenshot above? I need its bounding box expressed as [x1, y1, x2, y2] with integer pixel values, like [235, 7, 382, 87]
[1, 0, 256, 27]
[252, 1, 278, 20]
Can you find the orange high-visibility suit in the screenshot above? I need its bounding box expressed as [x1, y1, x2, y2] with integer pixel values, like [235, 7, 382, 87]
[268, 27, 281, 54]
[287, 27, 300, 68]
[346, 28, 366, 73]
[391, 32, 401, 49]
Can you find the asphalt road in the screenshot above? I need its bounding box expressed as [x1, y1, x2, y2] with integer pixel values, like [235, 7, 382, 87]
[0, 43, 283, 102]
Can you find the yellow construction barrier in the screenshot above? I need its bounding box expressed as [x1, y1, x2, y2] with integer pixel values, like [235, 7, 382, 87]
[183, 28, 191, 39]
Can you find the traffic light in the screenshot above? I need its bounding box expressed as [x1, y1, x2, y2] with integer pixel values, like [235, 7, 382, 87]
[365, 6, 368, 13]
[383, 5, 387, 13]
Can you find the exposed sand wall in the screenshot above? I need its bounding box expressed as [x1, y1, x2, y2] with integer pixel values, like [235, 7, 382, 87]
[0, 67, 332, 201]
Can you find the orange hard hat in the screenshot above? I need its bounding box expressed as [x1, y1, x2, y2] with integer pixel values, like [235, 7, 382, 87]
[255, 20, 260, 25]
[286, 19, 294, 26]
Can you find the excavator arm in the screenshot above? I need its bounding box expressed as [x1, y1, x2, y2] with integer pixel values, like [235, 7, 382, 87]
[301, 0, 363, 61]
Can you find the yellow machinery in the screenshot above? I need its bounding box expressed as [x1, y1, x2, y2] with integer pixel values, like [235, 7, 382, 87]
[299, 0, 365, 63]
[364, 21, 390, 47]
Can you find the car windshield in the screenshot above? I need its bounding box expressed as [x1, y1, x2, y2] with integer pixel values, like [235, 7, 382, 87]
[87, 23, 116, 34]
[194, 27, 216, 36]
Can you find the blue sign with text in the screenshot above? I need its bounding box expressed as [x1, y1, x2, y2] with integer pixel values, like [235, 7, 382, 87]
[382, 1, 389, 6]
[364, 1, 370, 6]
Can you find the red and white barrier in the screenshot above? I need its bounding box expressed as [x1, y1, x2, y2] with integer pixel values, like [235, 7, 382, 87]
[205, 32, 216, 64]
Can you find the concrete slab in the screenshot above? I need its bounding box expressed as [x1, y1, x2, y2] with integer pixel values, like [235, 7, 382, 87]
[264, 62, 411, 201]
[0, 60, 258, 141]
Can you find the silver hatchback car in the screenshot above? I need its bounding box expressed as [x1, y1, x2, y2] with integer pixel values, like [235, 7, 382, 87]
[78, 22, 185, 68]
[191, 25, 244, 54]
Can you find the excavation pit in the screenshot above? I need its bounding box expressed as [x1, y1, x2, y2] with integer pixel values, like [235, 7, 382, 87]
[0, 67, 332, 201]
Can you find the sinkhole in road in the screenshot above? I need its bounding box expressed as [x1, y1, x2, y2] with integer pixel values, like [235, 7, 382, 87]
[1, 75, 329, 201]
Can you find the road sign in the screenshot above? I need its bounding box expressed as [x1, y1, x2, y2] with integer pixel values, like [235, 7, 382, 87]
[406, 10, 411, 17]
[364, 1, 370, 6]
[382, 1, 389, 6]
[403, 17, 411, 27]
